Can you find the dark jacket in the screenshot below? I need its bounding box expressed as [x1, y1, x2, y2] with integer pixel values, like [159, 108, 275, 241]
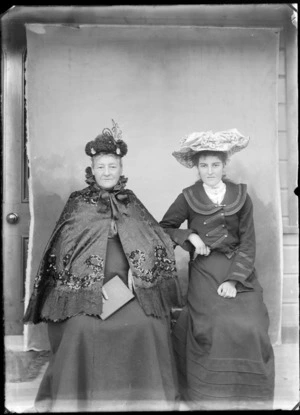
[160, 180, 256, 291]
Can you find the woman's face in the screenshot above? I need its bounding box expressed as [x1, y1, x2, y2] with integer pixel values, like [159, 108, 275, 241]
[197, 154, 225, 187]
[92, 154, 123, 189]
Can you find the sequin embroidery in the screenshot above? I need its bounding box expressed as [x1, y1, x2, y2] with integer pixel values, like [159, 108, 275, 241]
[128, 245, 176, 283]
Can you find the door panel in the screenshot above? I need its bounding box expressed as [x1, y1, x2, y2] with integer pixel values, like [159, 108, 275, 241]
[2, 42, 30, 334]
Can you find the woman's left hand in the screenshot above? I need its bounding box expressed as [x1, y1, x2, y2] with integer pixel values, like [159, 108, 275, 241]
[217, 280, 237, 298]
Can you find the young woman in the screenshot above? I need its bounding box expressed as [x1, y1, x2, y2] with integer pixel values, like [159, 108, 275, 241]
[23, 121, 182, 412]
[160, 129, 275, 410]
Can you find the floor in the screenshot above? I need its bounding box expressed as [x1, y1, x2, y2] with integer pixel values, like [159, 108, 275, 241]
[4, 336, 300, 412]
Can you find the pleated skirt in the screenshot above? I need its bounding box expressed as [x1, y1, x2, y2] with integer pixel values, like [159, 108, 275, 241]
[34, 236, 179, 412]
[172, 251, 275, 411]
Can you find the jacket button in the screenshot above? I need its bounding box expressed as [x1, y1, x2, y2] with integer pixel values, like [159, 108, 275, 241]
[206, 234, 208, 237]
[225, 235, 228, 237]
[204, 222, 206, 225]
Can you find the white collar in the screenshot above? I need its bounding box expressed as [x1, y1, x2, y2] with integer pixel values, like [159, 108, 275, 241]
[203, 180, 226, 204]
[203, 180, 225, 192]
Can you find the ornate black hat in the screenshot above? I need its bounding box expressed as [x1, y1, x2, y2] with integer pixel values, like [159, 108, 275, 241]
[85, 119, 128, 158]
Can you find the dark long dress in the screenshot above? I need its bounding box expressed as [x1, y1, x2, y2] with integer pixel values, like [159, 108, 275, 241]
[160, 180, 275, 410]
[34, 234, 179, 412]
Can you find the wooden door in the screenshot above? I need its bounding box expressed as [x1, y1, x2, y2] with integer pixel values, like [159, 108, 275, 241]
[2, 22, 29, 334]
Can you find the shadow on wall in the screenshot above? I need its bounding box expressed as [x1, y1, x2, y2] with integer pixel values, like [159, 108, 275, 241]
[30, 186, 66, 278]
[29, 152, 87, 277]
[225, 155, 282, 341]
[249, 190, 282, 343]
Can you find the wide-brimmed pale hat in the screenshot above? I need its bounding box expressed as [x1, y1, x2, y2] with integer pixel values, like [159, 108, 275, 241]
[172, 128, 250, 168]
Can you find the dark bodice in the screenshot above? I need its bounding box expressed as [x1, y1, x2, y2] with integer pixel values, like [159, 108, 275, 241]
[104, 234, 129, 285]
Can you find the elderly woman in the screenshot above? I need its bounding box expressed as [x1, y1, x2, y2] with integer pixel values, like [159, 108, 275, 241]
[159, 129, 275, 410]
[23, 121, 182, 412]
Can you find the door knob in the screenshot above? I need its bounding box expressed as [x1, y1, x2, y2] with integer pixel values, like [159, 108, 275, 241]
[6, 213, 19, 224]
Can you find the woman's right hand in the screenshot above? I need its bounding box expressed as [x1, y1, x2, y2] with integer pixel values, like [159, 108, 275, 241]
[188, 233, 211, 256]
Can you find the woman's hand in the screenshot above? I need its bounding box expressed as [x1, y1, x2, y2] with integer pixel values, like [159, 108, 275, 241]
[217, 280, 237, 298]
[188, 233, 211, 256]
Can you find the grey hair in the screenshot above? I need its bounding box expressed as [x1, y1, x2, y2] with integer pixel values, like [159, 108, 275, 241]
[91, 153, 123, 168]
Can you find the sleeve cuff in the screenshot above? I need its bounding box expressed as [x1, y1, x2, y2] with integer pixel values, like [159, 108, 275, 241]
[173, 229, 195, 252]
[226, 273, 255, 292]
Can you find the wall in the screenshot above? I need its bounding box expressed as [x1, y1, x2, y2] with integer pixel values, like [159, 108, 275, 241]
[278, 29, 299, 344]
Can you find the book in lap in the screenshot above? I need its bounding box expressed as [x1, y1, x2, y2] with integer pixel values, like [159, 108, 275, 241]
[100, 275, 135, 320]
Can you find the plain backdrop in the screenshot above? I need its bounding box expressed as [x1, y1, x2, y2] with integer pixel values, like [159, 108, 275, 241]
[24, 24, 282, 349]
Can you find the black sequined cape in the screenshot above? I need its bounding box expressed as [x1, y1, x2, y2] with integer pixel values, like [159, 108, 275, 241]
[24, 177, 183, 324]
